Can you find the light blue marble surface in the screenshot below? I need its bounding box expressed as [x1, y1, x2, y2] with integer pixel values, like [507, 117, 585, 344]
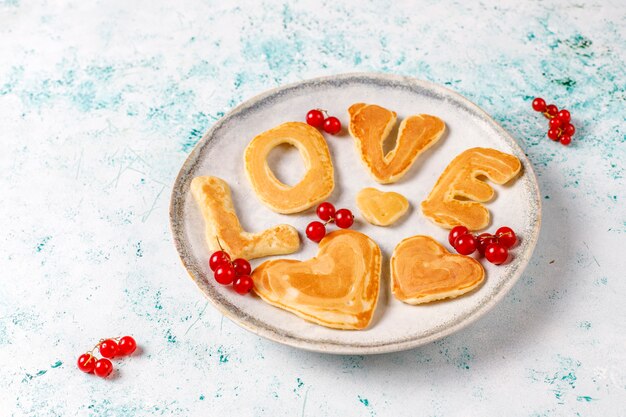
[1, 0, 625, 415]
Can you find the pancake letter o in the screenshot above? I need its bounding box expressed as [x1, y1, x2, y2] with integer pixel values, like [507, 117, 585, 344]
[244, 122, 335, 214]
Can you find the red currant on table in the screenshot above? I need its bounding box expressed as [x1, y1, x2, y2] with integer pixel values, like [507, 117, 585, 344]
[323, 116, 342, 135]
[476, 233, 498, 256]
[94, 358, 113, 378]
[334, 209, 354, 229]
[485, 243, 508, 265]
[495, 226, 517, 249]
[547, 128, 561, 141]
[214, 263, 236, 285]
[306, 221, 326, 242]
[532, 97, 547, 112]
[77, 353, 97, 373]
[548, 118, 562, 129]
[232, 258, 251, 276]
[448, 225, 469, 246]
[557, 109, 571, 123]
[560, 135, 572, 146]
[316, 202, 336, 222]
[117, 336, 137, 356]
[99, 339, 118, 359]
[454, 234, 477, 255]
[563, 123, 575, 136]
[545, 104, 559, 118]
[209, 251, 230, 271]
[233, 275, 254, 295]
[306, 109, 325, 128]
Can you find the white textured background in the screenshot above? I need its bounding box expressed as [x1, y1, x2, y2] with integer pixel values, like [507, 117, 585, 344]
[1, 0, 624, 416]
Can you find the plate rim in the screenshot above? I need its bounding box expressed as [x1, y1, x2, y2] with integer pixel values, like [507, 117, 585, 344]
[169, 72, 542, 355]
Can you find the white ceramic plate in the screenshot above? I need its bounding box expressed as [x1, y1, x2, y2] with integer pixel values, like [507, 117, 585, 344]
[170, 73, 541, 354]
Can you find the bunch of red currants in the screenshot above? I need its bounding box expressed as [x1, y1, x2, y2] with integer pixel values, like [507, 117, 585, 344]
[306, 202, 354, 242]
[531, 97, 575, 146]
[448, 226, 517, 265]
[306, 109, 342, 135]
[209, 250, 254, 295]
[77, 336, 137, 378]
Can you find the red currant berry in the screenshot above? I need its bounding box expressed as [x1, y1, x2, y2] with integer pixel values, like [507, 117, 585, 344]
[545, 104, 558, 118]
[306, 109, 325, 128]
[306, 221, 326, 242]
[557, 109, 571, 123]
[209, 251, 230, 271]
[214, 263, 235, 285]
[316, 202, 336, 222]
[117, 336, 137, 356]
[495, 226, 517, 249]
[532, 97, 547, 112]
[547, 128, 561, 141]
[476, 233, 498, 256]
[334, 209, 354, 229]
[232, 258, 251, 276]
[323, 116, 342, 135]
[94, 358, 113, 378]
[548, 118, 562, 129]
[233, 275, 254, 295]
[99, 339, 118, 359]
[77, 353, 97, 373]
[485, 243, 508, 265]
[448, 225, 469, 246]
[454, 234, 477, 255]
[560, 135, 572, 146]
[563, 123, 575, 136]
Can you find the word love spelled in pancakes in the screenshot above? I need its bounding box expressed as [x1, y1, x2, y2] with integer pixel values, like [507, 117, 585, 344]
[348, 103, 445, 184]
[252, 230, 381, 330]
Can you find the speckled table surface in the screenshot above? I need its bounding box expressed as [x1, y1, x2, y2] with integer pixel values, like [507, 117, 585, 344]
[1, 0, 625, 416]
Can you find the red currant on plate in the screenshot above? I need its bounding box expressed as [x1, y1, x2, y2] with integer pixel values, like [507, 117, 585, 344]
[563, 123, 575, 136]
[214, 263, 236, 285]
[545, 104, 559, 117]
[233, 275, 254, 295]
[316, 202, 335, 222]
[454, 234, 477, 255]
[94, 358, 113, 378]
[306, 109, 325, 128]
[557, 109, 571, 123]
[560, 135, 572, 146]
[99, 339, 118, 359]
[232, 258, 251, 276]
[306, 221, 326, 242]
[448, 225, 469, 246]
[77, 353, 97, 373]
[209, 251, 230, 271]
[485, 243, 508, 265]
[476, 233, 498, 256]
[117, 336, 137, 356]
[547, 128, 561, 141]
[532, 97, 547, 112]
[334, 209, 354, 229]
[323, 116, 342, 135]
[496, 226, 517, 249]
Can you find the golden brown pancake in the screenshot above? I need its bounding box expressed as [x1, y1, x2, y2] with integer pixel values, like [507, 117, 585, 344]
[356, 187, 409, 226]
[391, 235, 484, 304]
[421, 147, 521, 230]
[252, 230, 381, 330]
[348, 103, 445, 184]
[244, 122, 334, 214]
[190, 176, 300, 260]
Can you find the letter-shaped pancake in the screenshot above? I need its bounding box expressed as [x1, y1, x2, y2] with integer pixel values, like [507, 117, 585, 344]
[421, 147, 521, 230]
[244, 122, 334, 214]
[348, 103, 445, 184]
[391, 235, 484, 304]
[190, 176, 300, 260]
[252, 230, 381, 330]
[356, 187, 409, 227]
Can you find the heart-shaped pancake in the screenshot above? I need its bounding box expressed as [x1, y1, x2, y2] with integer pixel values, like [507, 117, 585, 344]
[252, 230, 382, 330]
[391, 235, 484, 304]
[356, 187, 409, 226]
